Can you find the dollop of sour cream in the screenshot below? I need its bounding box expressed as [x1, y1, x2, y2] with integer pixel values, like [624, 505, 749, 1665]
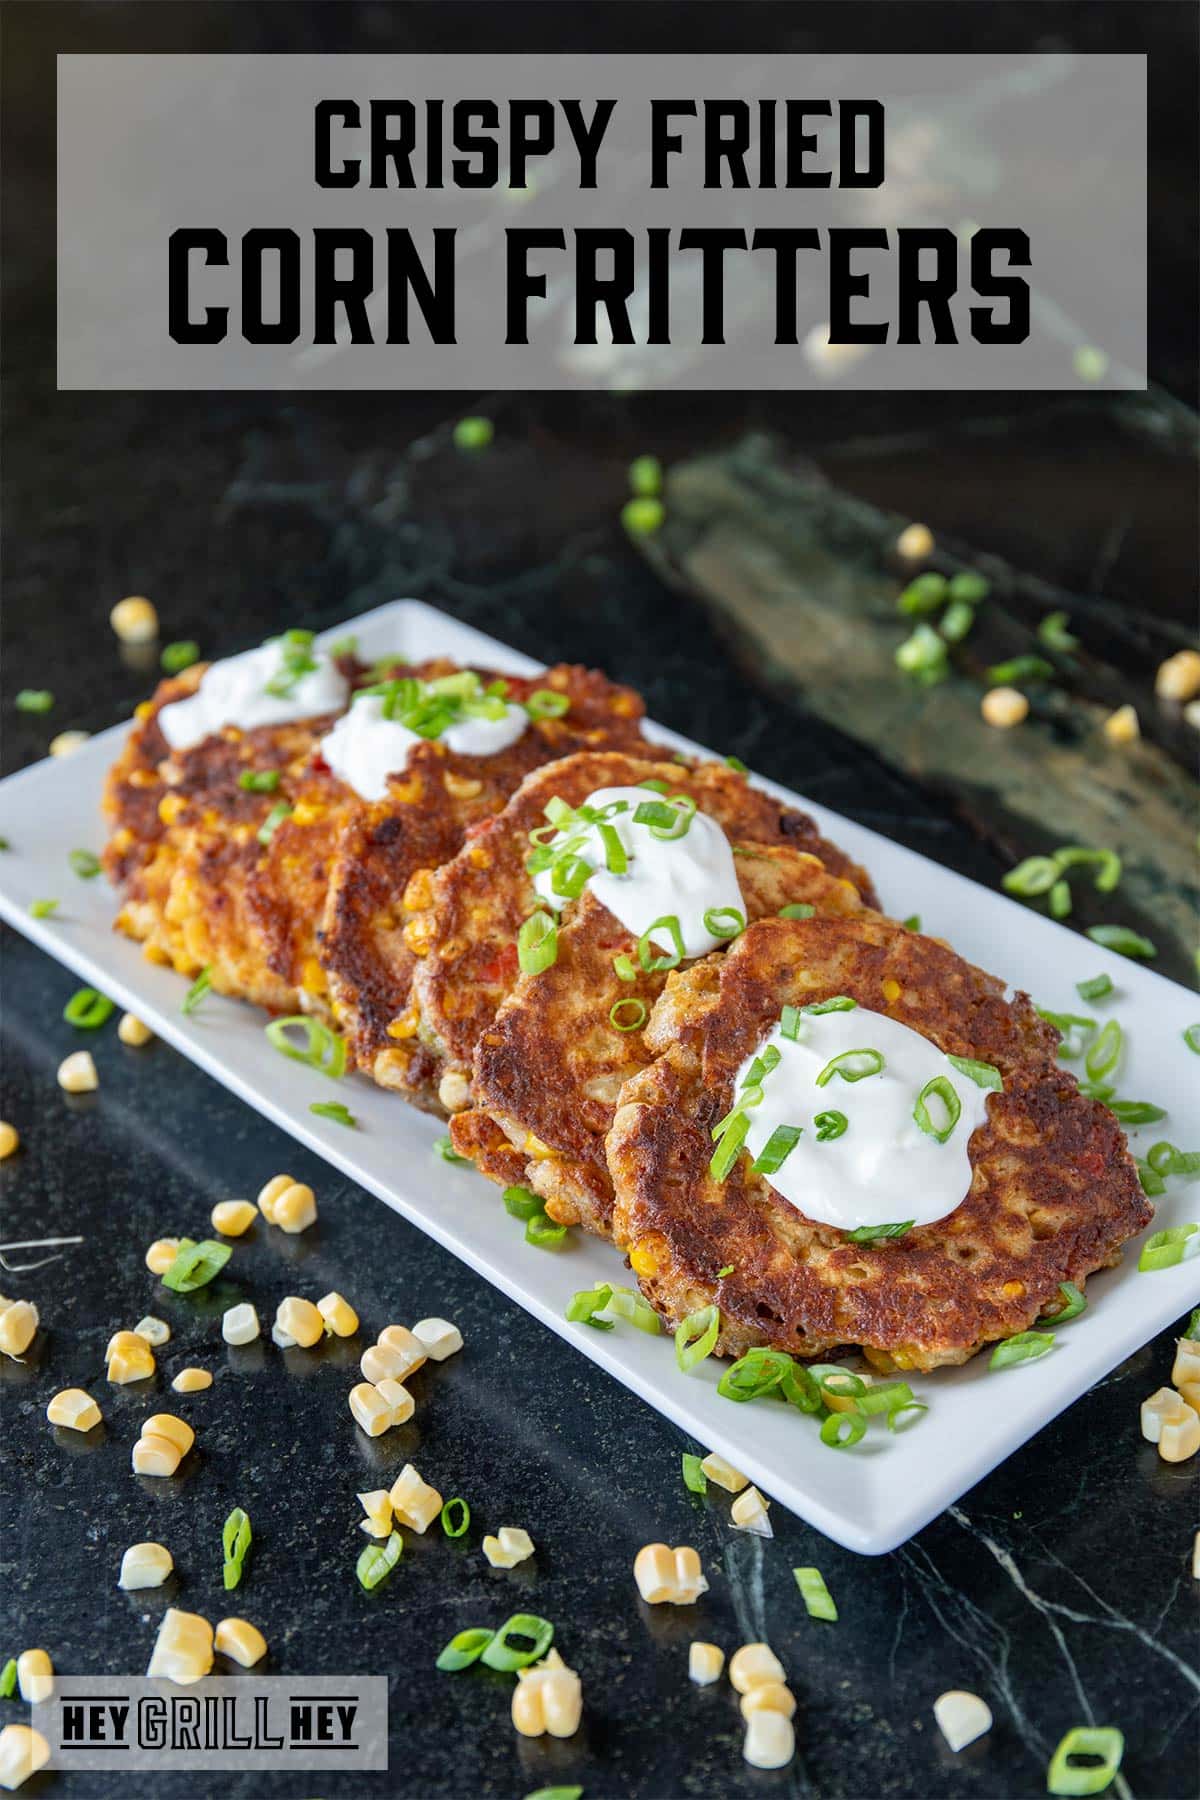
[318, 691, 528, 801]
[533, 785, 745, 958]
[157, 639, 350, 752]
[735, 1005, 993, 1233]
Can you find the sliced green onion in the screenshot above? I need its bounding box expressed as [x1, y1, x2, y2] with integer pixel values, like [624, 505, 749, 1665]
[1038, 611, 1079, 653]
[940, 599, 976, 643]
[222, 1507, 252, 1590]
[622, 496, 664, 538]
[629, 454, 662, 497]
[814, 1110, 848, 1142]
[948, 570, 989, 603]
[1147, 1141, 1200, 1178]
[895, 622, 948, 678]
[718, 1347, 793, 1403]
[609, 998, 647, 1033]
[435, 1627, 494, 1672]
[633, 799, 679, 832]
[780, 1005, 802, 1041]
[813, 1367, 867, 1407]
[987, 655, 1053, 686]
[902, 914, 921, 931]
[703, 906, 745, 939]
[612, 952, 638, 982]
[1136, 1159, 1166, 1197]
[804, 995, 858, 1015]
[675, 1305, 720, 1373]
[311, 1101, 357, 1128]
[887, 1402, 929, 1431]
[265, 1014, 347, 1079]
[1037, 1281, 1087, 1325]
[1137, 1225, 1198, 1272]
[68, 848, 102, 879]
[479, 1614, 554, 1672]
[1003, 855, 1061, 897]
[725, 755, 749, 774]
[681, 1453, 707, 1495]
[518, 910, 558, 976]
[0, 1660, 16, 1699]
[638, 914, 685, 973]
[858, 1379, 915, 1416]
[16, 689, 53, 712]
[596, 822, 628, 875]
[63, 987, 114, 1029]
[716, 1264, 734, 1278]
[238, 768, 281, 793]
[1046, 1726, 1124, 1797]
[947, 1055, 1002, 1091]
[329, 634, 358, 658]
[503, 1185, 542, 1221]
[794, 1566, 838, 1621]
[257, 801, 292, 846]
[1080, 1080, 1116, 1102]
[751, 1125, 803, 1176]
[845, 1220, 913, 1242]
[1076, 973, 1114, 1003]
[1085, 1020, 1122, 1081]
[440, 1498, 470, 1538]
[0, 838, 9, 851]
[606, 1286, 662, 1334]
[1049, 880, 1072, 919]
[550, 854, 591, 901]
[565, 1284, 614, 1330]
[434, 1133, 468, 1162]
[1186, 1307, 1200, 1339]
[778, 903, 815, 920]
[357, 1530, 402, 1592]
[1085, 924, 1155, 959]
[1037, 1009, 1096, 1058]
[709, 1111, 750, 1181]
[525, 688, 570, 719]
[897, 572, 948, 615]
[29, 898, 59, 919]
[637, 778, 670, 794]
[1184, 1024, 1200, 1055]
[181, 966, 212, 1016]
[453, 415, 493, 451]
[820, 1412, 867, 1449]
[525, 1212, 567, 1249]
[816, 1048, 885, 1089]
[161, 1238, 231, 1293]
[1054, 845, 1122, 893]
[989, 1330, 1055, 1370]
[1109, 1100, 1166, 1125]
[161, 640, 200, 674]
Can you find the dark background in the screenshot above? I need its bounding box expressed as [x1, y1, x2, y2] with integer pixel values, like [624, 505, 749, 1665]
[2, 5, 1198, 1800]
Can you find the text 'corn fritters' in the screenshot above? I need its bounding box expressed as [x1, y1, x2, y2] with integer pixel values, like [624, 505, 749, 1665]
[454, 844, 871, 1239]
[607, 913, 1152, 1371]
[319, 668, 648, 1101]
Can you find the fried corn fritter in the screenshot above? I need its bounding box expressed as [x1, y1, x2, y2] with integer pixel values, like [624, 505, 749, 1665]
[319, 669, 648, 1096]
[454, 847, 870, 1239]
[607, 913, 1151, 1371]
[412, 748, 879, 1120]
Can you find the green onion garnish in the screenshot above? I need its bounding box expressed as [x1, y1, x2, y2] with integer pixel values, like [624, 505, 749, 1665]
[1186, 1307, 1200, 1339]
[329, 634, 358, 658]
[637, 914, 685, 972]
[816, 1048, 885, 1088]
[887, 1401, 929, 1432]
[780, 1005, 802, 1041]
[1084, 1020, 1122, 1082]
[434, 1134, 468, 1162]
[902, 914, 921, 931]
[311, 1101, 357, 1128]
[814, 1110, 848, 1141]
[1085, 924, 1156, 959]
[947, 1055, 1002, 1091]
[845, 1220, 913, 1242]
[181, 966, 212, 1016]
[804, 996, 858, 1014]
[479, 1614, 554, 1672]
[1036, 1008, 1096, 1058]
[793, 1567, 838, 1621]
[987, 655, 1053, 686]
[257, 801, 292, 845]
[629, 454, 662, 497]
[1109, 1099, 1166, 1125]
[1147, 1141, 1200, 1178]
[238, 768, 281, 793]
[632, 799, 676, 832]
[621, 496, 664, 537]
[709, 1111, 750, 1181]
[565, 1284, 614, 1330]
[675, 1305, 720, 1373]
[949, 570, 989, 603]
[716, 1264, 734, 1278]
[453, 415, 493, 452]
[63, 987, 114, 1029]
[0, 838, 9, 851]
[0, 1660, 16, 1699]
[820, 1413, 867, 1449]
[1049, 880, 1072, 919]
[265, 1014, 347, 1078]
[779, 903, 815, 920]
[725, 755, 749, 774]
[895, 622, 948, 680]
[609, 997, 647, 1033]
[222, 1507, 252, 1590]
[681, 1453, 707, 1494]
[1056, 846, 1122, 893]
[703, 906, 745, 939]
[597, 822, 628, 874]
[897, 572, 947, 615]
[1138, 1225, 1198, 1272]
[551, 853, 592, 900]
[525, 688, 570, 719]
[612, 952, 638, 982]
[525, 1212, 567, 1249]
[940, 599, 976, 643]
[1038, 611, 1079, 653]
[161, 641, 200, 675]
[518, 910, 558, 976]
[857, 1379, 915, 1417]
[1076, 973, 1114, 1003]
[751, 1125, 802, 1176]
[29, 898, 59, 918]
[16, 689, 53, 713]
[717, 1347, 798, 1405]
[636, 779, 670, 794]
[1003, 855, 1061, 897]
[1184, 1024, 1200, 1056]
[162, 1238, 231, 1293]
[68, 849, 102, 879]
[606, 1287, 661, 1333]
[1046, 1726, 1124, 1797]
[436, 1627, 494, 1671]
[440, 1498, 470, 1538]
[1136, 1159, 1166, 1197]
[989, 1330, 1055, 1371]
[503, 1186, 542, 1221]
[1037, 1281, 1087, 1325]
[357, 1530, 402, 1591]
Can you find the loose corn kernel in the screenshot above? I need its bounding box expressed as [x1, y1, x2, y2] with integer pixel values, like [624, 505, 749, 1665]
[0, 1122, 17, 1160]
[437, 1069, 472, 1113]
[981, 687, 1028, 729]
[211, 1199, 257, 1237]
[389, 1464, 442, 1533]
[273, 1183, 317, 1234]
[411, 1317, 462, 1361]
[317, 1291, 359, 1337]
[1156, 648, 1200, 702]
[386, 1008, 420, 1041]
[1193, 1530, 1200, 1580]
[633, 1543, 708, 1605]
[106, 1328, 150, 1361]
[934, 1689, 993, 1752]
[629, 1236, 663, 1278]
[108, 1343, 156, 1385]
[360, 1342, 406, 1384]
[142, 1414, 195, 1456]
[743, 1710, 795, 1770]
[881, 977, 902, 1004]
[741, 1683, 796, 1721]
[111, 595, 159, 643]
[58, 1050, 98, 1094]
[1159, 1409, 1200, 1463]
[512, 1650, 582, 1738]
[46, 1387, 102, 1432]
[729, 1643, 786, 1695]
[157, 792, 186, 825]
[357, 1490, 393, 1538]
[146, 1608, 213, 1685]
[374, 1378, 415, 1425]
[896, 522, 934, 561]
[134, 1315, 170, 1347]
[118, 1012, 154, 1047]
[49, 729, 90, 758]
[1102, 703, 1139, 745]
[119, 1542, 173, 1590]
[1178, 1379, 1200, 1414]
[376, 1324, 428, 1375]
[256, 1173, 296, 1220]
[275, 1297, 323, 1348]
[443, 771, 483, 800]
[16, 1650, 53, 1704]
[1171, 1338, 1200, 1388]
[0, 1724, 50, 1791]
[482, 1527, 535, 1570]
[145, 1237, 180, 1274]
[214, 1618, 267, 1668]
[730, 1486, 773, 1537]
[1140, 1386, 1194, 1444]
[172, 1367, 213, 1393]
[689, 1642, 725, 1686]
[349, 1382, 393, 1437]
[0, 1300, 39, 1359]
[699, 1451, 748, 1493]
[220, 1296, 261, 1345]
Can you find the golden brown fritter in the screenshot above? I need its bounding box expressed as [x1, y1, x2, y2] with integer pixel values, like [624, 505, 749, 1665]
[319, 669, 648, 1098]
[455, 846, 870, 1238]
[607, 913, 1152, 1371]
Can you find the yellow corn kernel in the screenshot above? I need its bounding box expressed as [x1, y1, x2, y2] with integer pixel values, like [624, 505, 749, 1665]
[512, 1650, 583, 1738]
[403, 867, 436, 911]
[134, 700, 154, 721]
[403, 915, 435, 956]
[357, 1490, 393, 1538]
[743, 1711, 795, 1770]
[46, 1388, 102, 1432]
[689, 1642, 725, 1686]
[290, 801, 325, 827]
[389, 772, 424, 805]
[211, 1199, 257, 1237]
[386, 1008, 420, 1040]
[374, 1377, 415, 1425]
[1171, 1338, 1200, 1388]
[881, 977, 902, 1004]
[110, 595, 158, 643]
[377, 1324, 428, 1375]
[896, 522, 934, 561]
[373, 1047, 412, 1088]
[389, 1464, 442, 1533]
[0, 1723, 51, 1790]
[1001, 1280, 1026, 1300]
[300, 959, 327, 996]
[172, 1367, 213, 1393]
[729, 1643, 786, 1695]
[981, 687, 1028, 729]
[275, 1297, 323, 1348]
[1156, 648, 1200, 702]
[158, 792, 186, 825]
[146, 1608, 213, 1685]
[467, 845, 491, 870]
[349, 1382, 394, 1437]
[106, 1333, 156, 1385]
[610, 691, 639, 717]
[273, 1183, 317, 1234]
[0, 1300, 39, 1359]
[700, 1452, 748, 1493]
[482, 1527, 534, 1569]
[145, 1237, 180, 1275]
[1102, 703, 1139, 745]
[0, 1123, 17, 1160]
[142, 942, 172, 966]
[106, 1328, 150, 1360]
[317, 1292, 359, 1338]
[142, 1413, 194, 1456]
[50, 730, 91, 758]
[15, 1650, 52, 1705]
[116, 1012, 154, 1049]
[633, 1543, 708, 1605]
[132, 1433, 182, 1477]
[118, 1542, 173, 1590]
[1159, 1406, 1200, 1463]
[135, 1316, 170, 1347]
[411, 1317, 462, 1361]
[126, 768, 157, 789]
[256, 1173, 294, 1221]
[1140, 1386, 1193, 1444]
[214, 1618, 267, 1668]
[443, 770, 483, 800]
[57, 1050, 98, 1094]
[741, 1682, 797, 1721]
[730, 1486, 772, 1537]
[629, 1236, 664, 1278]
[524, 1134, 556, 1161]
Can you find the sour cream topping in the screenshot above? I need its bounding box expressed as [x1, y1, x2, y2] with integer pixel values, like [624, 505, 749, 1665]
[319, 690, 528, 801]
[532, 785, 744, 958]
[734, 1005, 993, 1233]
[158, 639, 349, 752]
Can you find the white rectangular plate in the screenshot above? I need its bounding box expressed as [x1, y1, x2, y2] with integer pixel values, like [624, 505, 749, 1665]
[2, 599, 1197, 1553]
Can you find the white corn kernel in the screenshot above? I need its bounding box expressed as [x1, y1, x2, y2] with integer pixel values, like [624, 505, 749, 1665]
[275, 1297, 323, 1348]
[482, 1526, 535, 1569]
[317, 1292, 359, 1337]
[1156, 649, 1200, 702]
[361, 1341, 412, 1385]
[143, 1413, 195, 1456]
[730, 1485, 773, 1537]
[172, 1366, 212, 1393]
[374, 1377, 414, 1426]
[1193, 1530, 1200, 1579]
[111, 595, 159, 643]
[1102, 702, 1139, 745]
[132, 1435, 182, 1478]
[222, 1302, 260, 1346]
[145, 1238, 180, 1275]
[699, 1451, 747, 1493]
[0, 1300, 39, 1359]
[1140, 1386, 1194, 1444]
[512, 1650, 582, 1739]
[146, 1608, 213, 1685]
[348, 1382, 392, 1437]
[743, 1710, 795, 1769]
[119, 1542, 173, 1590]
[740, 1683, 796, 1720]
[211, 1199, 257, 1237]
[49, 729, 90, 758]
[896, 522, 934, 561]
[214, 1618, 267, 1668]
[0, 1724, 50, 1791]
[1171, 1339, 1200, 1388]
[0, 1122, 18, 1160]
[981, 686, 1028, 729]
[438, 1068, 472, 1113]
[1159, 1409, 1200, 1463]
[376, 1324, 428, 1376]
[118, 1013, 154, 1047]
[58, 1050, 98, 1093]
[689, 1641, 725, 1685]
[134, 1315, 170, 1347]
[934, 1689, 993, 1752]
[633, 1543, 708, 1605]
[273, 1183, 317, 1234]
[271, 1322, 295, 1348]
[46, 1387, 102, 1432]
[411, 1317, 462, 1361]
[16, 1650, 53, 1704]
[357, 1490, 393, 1538]
[389, 1464, 442, 1533]
[729, 1643, 786, 1695]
